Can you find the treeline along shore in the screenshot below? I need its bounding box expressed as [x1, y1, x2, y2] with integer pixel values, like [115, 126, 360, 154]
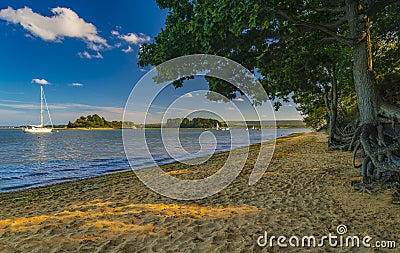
[4, 115, 307, 130]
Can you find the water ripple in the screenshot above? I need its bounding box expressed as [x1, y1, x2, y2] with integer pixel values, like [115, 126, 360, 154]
[0, 128, 309, 193]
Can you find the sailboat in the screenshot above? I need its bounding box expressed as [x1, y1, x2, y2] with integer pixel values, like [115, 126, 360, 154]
[23, 85, 53, 134]
[216, 122, 230, 131]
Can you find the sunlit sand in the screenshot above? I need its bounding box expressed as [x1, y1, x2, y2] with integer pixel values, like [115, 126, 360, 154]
[1, 132, 399, 252]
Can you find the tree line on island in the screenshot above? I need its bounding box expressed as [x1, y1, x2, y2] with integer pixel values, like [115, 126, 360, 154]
[138, 0, 400, 201]
[67, 114, 135, 129]
[66, 114, 226, 129]
[166, 117, 226, 128]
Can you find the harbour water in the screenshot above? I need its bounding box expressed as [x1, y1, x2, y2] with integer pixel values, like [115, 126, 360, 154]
[0, 128, 310, 193]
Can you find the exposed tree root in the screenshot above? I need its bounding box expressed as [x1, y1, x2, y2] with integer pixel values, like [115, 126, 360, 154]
[329, 102, 400, 202]
[328, 118, 361, 151]
[352, 181, 380, 194]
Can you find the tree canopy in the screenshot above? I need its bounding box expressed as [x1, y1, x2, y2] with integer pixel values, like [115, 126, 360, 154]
[140, 0, 399, 117]
[140, 0, 400, 188]
[67, 114, 134, 129]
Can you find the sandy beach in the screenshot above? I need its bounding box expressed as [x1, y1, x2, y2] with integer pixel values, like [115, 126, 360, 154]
[1, 132, 399, 252]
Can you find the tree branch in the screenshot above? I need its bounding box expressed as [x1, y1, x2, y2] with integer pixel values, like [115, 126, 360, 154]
[294, 5, 346, 13]
[311, 6, 347, 12]
[270, 27, 314, 40]
[274, 10, 354, 46]
[367, 0, 400, 20]
[319, 37, 342, 43]
[328, 17, 348, 28]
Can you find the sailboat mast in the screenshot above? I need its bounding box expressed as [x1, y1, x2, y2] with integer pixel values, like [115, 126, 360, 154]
[40, 85, 43, 127]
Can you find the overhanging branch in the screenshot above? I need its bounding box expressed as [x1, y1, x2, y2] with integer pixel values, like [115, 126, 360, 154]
[367, 0, 400, 19]
[312, 6, 347, 12]
[274, 10, 354, 46]
[294, 5, 346, 13]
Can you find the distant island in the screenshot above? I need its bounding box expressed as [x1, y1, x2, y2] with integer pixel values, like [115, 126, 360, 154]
[166, 118, 226, 128]
[0, 118, 306, 130]
[67, 114, 135, 129]
[1, 118, 306, 130]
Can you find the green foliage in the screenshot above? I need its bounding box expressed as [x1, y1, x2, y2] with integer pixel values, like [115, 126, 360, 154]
[67, 114, 134, 129]
[372, 4, 400, 82]
[166, 117, 224, 128]
[139, 0, 400, 130]
[379, 72, 400, 105]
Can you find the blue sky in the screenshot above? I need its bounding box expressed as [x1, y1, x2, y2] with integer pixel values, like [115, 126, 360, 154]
[0, 1, 302, 126]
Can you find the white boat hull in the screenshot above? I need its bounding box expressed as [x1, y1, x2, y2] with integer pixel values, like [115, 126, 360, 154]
[23, 85, 53, 134]
[23, 127, 52, 134]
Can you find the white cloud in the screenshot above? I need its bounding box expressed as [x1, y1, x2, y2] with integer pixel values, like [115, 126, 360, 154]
[78, 51, 103, 59]
[0, 102, 39, 110]
[0, 6, 109, 51]
[32, 78, 50, 85]
[71, 83, 83, 87]
[122, 45, 133, 53]
[0, 100, 168, 125]
[0, 100, 123, 122]
[112, 29, 150, 46]
[182, 93, 193, 98]
[234, 97, 244, 102]
[210, 100, 223, 103]
[24, 33, 35, 39]
[115, 32, 151, 45]
[111, 30, 120, 36]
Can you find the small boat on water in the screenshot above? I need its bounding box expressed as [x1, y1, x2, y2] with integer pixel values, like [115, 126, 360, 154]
[23, 125, 52, 133]
[23, 85, 53, 134]
[215, 122, 230, 131]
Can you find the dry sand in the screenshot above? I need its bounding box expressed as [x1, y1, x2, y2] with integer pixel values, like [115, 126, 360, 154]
[0, 132, 399, 252]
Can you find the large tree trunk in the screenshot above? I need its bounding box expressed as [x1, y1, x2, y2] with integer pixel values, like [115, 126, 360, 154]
[346, 0, 379, 125]
[346, 0, 384, 186]
[329, 68, 339, 145]
[345, 1, 400, 193]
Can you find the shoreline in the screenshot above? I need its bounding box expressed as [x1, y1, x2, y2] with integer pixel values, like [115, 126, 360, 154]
[1, 129, 310, 194]
[1, 132, 399, 252]
[0, 126, 311, 131]
[1, 131, 307, 198]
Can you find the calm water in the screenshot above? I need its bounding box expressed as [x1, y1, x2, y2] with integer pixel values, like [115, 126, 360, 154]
[0, 128, 310, 193]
